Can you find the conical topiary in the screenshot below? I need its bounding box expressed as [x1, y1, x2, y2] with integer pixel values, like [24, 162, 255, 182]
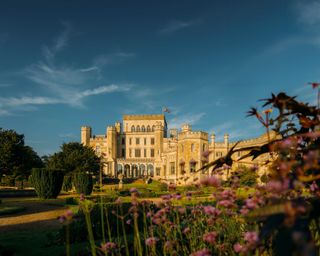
[30, 168, 64, 199]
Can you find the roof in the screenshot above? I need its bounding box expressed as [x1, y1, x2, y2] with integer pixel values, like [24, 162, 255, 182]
[123, 114, 166, 121]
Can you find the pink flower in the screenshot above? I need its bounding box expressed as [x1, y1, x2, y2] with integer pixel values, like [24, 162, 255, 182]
[203, 206, 221, 217]
[233, 243, 244, 253]
[79, 193, 85, 201]
[217, 199, 235, 208]
[183, 227, 191, 234]
[244, 231, 259, 245]
[59, 209, 73, 223]
[145, 237, 159, 247]
[101, 242, 117, 252]
[191, 248, 211, 256]
[310, 181, 319, 192]
[203, 231, 217, 244]
[201, 176, 221, 187]
[126, 219, 132, 225]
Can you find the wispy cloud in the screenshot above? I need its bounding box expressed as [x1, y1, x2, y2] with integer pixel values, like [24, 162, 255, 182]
[0, 23, 134, 115]
[159, 19, 199, 35]
[42, 21, 73, 63]
[168, 112, 205, 129]
[296, 0, 320, 26]
[0, 84, 131, 114]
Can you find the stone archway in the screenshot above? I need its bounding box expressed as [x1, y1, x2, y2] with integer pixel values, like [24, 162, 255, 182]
[147, 164, 154, 177]
[132, 164, 138, 177]
[124, 164, 130, 177]
[139, 164, 146, 177]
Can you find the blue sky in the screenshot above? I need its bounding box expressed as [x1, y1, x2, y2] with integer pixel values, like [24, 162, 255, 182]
[0, 0, 319, 156]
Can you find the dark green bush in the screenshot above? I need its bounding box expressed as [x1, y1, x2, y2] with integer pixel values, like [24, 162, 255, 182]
[73, 172, 93, 195]
[65, 197, 78, 205]
[62, 175, 73, 192]
[30, 168, 64, 199]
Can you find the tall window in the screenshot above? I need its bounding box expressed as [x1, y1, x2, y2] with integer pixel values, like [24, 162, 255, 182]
[190, 162, 196, 173]
[136, 125, 140, 132]
[129, 138, 132, 145]
[122, 148, 125, 157]
[152, 125, 155, 131]
[180, 164, 185, 175]
[135, 149, 141, 158]
[170, 162, 175, 175]
[136, 138, 140, 145]
[131, 125, 135, 132]
[191, 143, 195, 152]
[151, 138, 155, 145]
[141, 125, 146, 132]
[144, 138, 147, 145]
[122, 138, 125, 145]
[203, 144, 207, 151]
[144, 149, 146, 157]
[150, 149, 154, 157]
[129, 149, 132, 157]
[156, 167, 161, 176]
[147, 125, 151, 132]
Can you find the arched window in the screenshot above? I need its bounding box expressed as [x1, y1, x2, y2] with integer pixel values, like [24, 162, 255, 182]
[131, 125, 135, 132]
[141, 125, 145, 132]
[152, 125, 155, 132]
[136, 125, 140, 132]
[203, 144, 207, 151]
[191, 143, 195, 152]
[147, 125, 151, 132]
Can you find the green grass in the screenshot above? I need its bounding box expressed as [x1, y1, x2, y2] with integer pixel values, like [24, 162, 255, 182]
[0, 228, 88, 256]
[0, 205, 26, 215]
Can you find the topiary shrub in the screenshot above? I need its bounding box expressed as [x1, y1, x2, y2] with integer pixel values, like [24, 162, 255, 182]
[30, 168, 64, 199]
[73, 172, 93, 195]
[62, 175, 73, 192]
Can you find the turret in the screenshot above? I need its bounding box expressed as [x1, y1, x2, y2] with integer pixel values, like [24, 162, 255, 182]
[224, 133, 229, 146]
[210, 132, 215, 146]
[154, 122, 164, 159]
[115, 122, 121, 133]
[107, 126, 117, 159]
[169, 128, 178, 138]
[81, 126, 91, 146]
[181, 124, 191, 133]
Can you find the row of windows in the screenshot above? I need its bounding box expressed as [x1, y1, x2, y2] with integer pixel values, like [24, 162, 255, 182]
[180, 144, 208, 152]
[125, 137, 155, 145]
[131, 125, 155, 132]
[127, 148, 155, 158]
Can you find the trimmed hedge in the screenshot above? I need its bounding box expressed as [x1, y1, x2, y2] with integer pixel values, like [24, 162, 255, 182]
[62, 175, 73, 192]
[30, 168, 64, 199]
[73, 172, 93, 195]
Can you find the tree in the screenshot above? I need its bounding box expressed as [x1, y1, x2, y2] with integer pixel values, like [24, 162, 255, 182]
[46, 142, 100, 175]
[0, 128, 43, 182]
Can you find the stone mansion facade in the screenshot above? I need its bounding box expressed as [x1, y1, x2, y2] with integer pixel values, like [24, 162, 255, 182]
[81, 114, 272, 183]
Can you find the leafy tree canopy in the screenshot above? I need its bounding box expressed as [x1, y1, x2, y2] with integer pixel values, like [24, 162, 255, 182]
[0, 128, 43, 178]
[45, 142, 100, 174]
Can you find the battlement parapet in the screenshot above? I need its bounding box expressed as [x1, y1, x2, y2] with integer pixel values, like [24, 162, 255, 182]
[178, 131, 208, 140]
[123, 114, 165, 121]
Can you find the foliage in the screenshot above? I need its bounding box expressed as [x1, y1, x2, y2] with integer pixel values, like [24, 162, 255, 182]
[0, 128, 43, 181]
[231, 166, 258, 187]
[30, 168, 64, 199]
[62, 175, 73, 192]
[0, 205, 26, 216]
[73, 172, 93, 195]
[45, 142, 100, 175]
